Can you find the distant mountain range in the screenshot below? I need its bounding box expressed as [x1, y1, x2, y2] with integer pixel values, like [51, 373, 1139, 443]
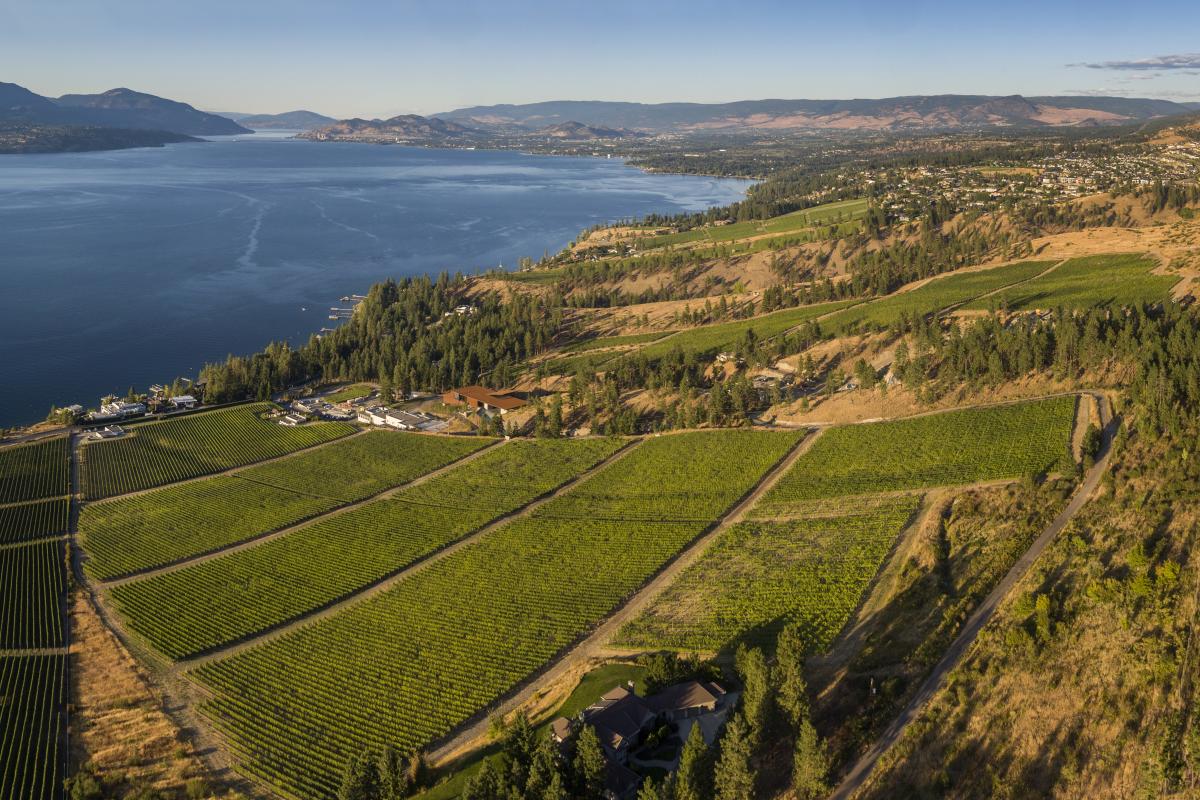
[436, 95, 1200, 133]
[0, 83, 248, 136]
[215, 110, 335, 130]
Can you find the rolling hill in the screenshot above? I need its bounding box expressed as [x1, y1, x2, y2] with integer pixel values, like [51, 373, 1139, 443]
[0, 82, 249, 136]
[438, 94, 1196, 133]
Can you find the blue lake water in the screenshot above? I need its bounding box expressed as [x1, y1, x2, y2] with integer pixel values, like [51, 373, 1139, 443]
[0, 133, 750, 427]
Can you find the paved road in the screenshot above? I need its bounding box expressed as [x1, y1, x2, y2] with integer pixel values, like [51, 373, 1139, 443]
[828, 394, 1117, 800]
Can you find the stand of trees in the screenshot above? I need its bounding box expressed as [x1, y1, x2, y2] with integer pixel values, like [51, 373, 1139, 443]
[198, 275, 562, 403]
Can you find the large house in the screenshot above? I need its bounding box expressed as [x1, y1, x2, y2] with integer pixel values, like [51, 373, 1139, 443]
[441, 385, 526, 415]
[550, 680, 728, 799]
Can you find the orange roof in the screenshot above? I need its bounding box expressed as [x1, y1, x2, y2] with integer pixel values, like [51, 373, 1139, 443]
[451, 385, 526, 410]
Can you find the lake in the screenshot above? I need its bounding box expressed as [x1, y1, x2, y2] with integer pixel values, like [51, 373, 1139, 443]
[0, 133, 750, 427]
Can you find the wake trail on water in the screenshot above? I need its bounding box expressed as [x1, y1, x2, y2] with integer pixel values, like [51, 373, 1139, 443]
[312, 200, 383, 243]
[239, 201, 267, 270]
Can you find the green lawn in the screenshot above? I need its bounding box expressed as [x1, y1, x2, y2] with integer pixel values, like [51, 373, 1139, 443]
[322, 383, 375, 403]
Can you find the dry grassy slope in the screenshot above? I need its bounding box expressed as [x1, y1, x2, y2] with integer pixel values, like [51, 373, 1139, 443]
[69, 590, 241, 798]
[855, 431, 1200, 799]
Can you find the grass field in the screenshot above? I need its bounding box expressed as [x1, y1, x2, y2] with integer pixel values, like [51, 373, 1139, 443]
[0, 540, 65, 649]
[821, 260, 1055, 333]
[0, 438, 68, 504]
[0, 654, 66, 800]
[113, 438, 623, 659]
[80, 404, 356, 499]
[81, 431, 490, 580]
[756, 398, 1077, 510]
[615, 496, 920, 654]
[0, 499, 69, 545]
[321, 383, 375, 403]
[962, 254, 1177, 311]
[192, 430, 800, 799]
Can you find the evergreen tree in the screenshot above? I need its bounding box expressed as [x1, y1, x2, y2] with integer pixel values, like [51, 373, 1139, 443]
[572, 725, 607, 800]
[674, 722, 712, 800]
[461, 758, 505, 800]
[734, 645, 772, 745]
[378, 745, 409, 800]
[713, 714, 756, 800]
[775, 623, 810, 730]
[791, 719, 830, 799]
[339, 750, 382, 800]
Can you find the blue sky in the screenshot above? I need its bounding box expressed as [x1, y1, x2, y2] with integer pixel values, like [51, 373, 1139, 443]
[2, 0, 1198, 117]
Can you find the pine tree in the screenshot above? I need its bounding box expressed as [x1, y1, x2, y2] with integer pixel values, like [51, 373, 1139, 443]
[525, 733, 563, 797]
[775, 623, 810, 730]
[791, 719, 830, 800]
[734, 645, 771, 745]
[461, 758, 505, 800]
[338, 749, 382, 800]
[713, 714, 756, 800]
[378, 745, 408, 800]
[674, 722, 712, 800]
[572, 725, 607, 800]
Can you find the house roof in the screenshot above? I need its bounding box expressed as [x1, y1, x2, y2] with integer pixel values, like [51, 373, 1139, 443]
[646, 680, 725, 714]
[449, 385, 526, 411]
[605, 759, 642, 798]
[586, 687, 655, 752]
[550, 717, 572, 741]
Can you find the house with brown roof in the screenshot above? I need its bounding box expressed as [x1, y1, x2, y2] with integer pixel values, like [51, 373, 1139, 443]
[647, 680, 726, 721]
[441, 385, 527, 414]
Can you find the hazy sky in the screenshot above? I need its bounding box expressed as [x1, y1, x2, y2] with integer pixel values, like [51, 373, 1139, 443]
[2, 0, 1198, 117]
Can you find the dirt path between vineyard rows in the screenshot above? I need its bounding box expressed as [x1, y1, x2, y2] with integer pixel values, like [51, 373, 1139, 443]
[828, 394, 1117, 799]
[97, 437, 508, 586]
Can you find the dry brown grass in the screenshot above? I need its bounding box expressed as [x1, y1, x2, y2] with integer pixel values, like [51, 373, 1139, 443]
[69, 590, 229, 798]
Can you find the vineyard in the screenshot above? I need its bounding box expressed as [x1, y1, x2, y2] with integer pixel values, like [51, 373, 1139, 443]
[81, 431, 488, 580]
[0, 654, 66, 800]
[615, 496, 920, 654]
[634, 299, 856, 362]
[80, 477, 340, 580]
[757, 397, 1076, 510]
[821, 259, 1054, 333]
[112, 438, 624, 659]
[635, 198, 868, 250]
[0, 540, 66, 649]
[963, 253, 1178, 311]
[80, 403, 356, 499]
[236, 429, 487, 501]
[0, 499, 69, 544]
[191, 430, 800, 798]
[0, 437, 69, 504]
[559, 331, 670, 353]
